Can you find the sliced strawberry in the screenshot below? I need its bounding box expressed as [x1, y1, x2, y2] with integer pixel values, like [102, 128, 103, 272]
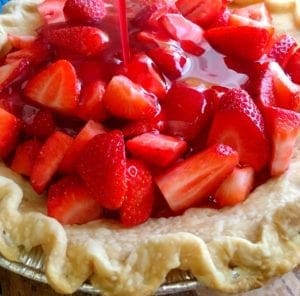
[148, 44, 187, 80]
[156, 144, 239, 212]
[0, 59, 29, 92]
[30, 131, 73, 194]
[0, 107, 20, 159]
[38, 0, 67, 24]
[162, 82, 213, 140]
[103, 75, 160, 120]
[263, 106, 300, 176]
[76, 80, 107, 121]
[120, 159, 154, 226]
[10, 139, 42, 177]
[176, 0, 223, 28]
[76, 130, 126, 209]
[269, 62, 300, 111]
[43, 25, 109, 56]
[208, 88, 269, 171]
[214, 166, 255, 207]
[126, 132, 187, 167]
[24, 59, 80, 114]
[24, 109, 56, 139]
[160, 13, 203, 44]
[8, 34, 36, 49]
[204, 26, 273, 61]
[179, 40, 205, 56]
[267, 34, 297, 67]
[126, 53, 167, 99]
[63, 0, 106, 24]
[286, 48, 300, 84]
[208, 5, 230, 28]
[47, 175, 102, 225]
[60, 120, 106, 173]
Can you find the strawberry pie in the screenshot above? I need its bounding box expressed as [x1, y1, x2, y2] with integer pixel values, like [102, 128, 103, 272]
[0, 0, 299, 295]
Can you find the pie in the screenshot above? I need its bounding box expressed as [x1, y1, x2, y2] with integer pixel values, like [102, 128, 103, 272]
[0, 0, 299, 295]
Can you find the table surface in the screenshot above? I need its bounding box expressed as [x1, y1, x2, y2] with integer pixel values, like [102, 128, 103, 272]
[0, 265, 299, 296]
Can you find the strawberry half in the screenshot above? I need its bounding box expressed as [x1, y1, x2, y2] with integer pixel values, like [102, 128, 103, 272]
[156, 144, 239, 212]
[126, 132, 187, 167]
[43, 25, 109, 56]
[286, 48, 300, 84]
[24, 59, 80, 114]
[47, 175, 102, 225]
[263, 106, 300, 176]
[63, 0, 106, 24]
[10, 139, 42, 177]
[208, 88, 269, 172]
[76, 130, 126, 209]
[60, 120, 106, 173]
[120, 159, 154, 226]
[214, 166, 255, 207]
[103, 75, 160, 120]
[30, 131, 73, 194]
[0, 107, 20, 159]
[38, 0, 67, 24]
[204, 26, 273, 61]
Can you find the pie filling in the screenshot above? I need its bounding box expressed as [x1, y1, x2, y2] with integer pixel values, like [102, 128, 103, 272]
[0, 0, 299, 295]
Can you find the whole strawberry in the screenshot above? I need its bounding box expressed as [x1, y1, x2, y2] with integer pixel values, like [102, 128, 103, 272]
[63, 0, 106, 24]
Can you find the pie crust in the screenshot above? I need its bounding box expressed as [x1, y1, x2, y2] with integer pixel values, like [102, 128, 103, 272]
[0, 0, 299, 295]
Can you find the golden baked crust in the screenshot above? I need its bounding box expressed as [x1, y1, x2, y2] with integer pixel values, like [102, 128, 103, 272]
[0, 1, 299, 295]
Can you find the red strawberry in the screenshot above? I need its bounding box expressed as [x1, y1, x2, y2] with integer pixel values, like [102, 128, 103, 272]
[286, 48, 300, 84]
[156, 144, 239, 212]
[47, 175, 102, 225]
[176, 0, 223, 28]
[263, 106, 300, 176]
[267, 34, 297, 67]
[8, 34, 36, 49]
[204, 26, 273, 61]
[126, 53, 167, 99]
[120, 159, 154, 226]
[38, 0, 67, 24]
[126, 132, 187, 167]
[214, 166, 255, 207]
[10, 139, 42, 177]
[43, 25, 109, 56]
[76, 80, 107, 122]
[0, 107, 20, 158]
[24, 109, 56, 139]
[103, 75, 160, 120]
[76, 130, 126, 209]
[148, 44, 187, 80]
[162, 82, 213, 140]
[160, 13, 203, 44]
[60, 120, 106, 173]
[63, 0, 106, 24]
[30, 131, 73, 194]
[74, 59, 107, 83]
[0, 59, 29, 92]
[208, 88, 269, 171]
[24, 60, 80, 114]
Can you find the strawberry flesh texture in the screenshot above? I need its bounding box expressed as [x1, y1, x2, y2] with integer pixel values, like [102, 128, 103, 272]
[47, 175, 102, 225]
[38, 0, 67, 24]
[24, 59, 80, 114]
[8, 34, 37, 49]
[120, 159, 154, 226]
[76, 130, 126, 209]
[208, 88, 269, 172]
[126, 132, 187, 167]
[42, 25, 109, 56]
[63, 0, 106, 24]
[30, 131, 73, 194]
[176, 0, 223, 28]
[214, 166, 255, 207]
[286, 48, 300, 84]
[0, 107, 20, 159]
[60, 120, 106, 173]
[10, 139, 42, 177]
[156, 144, 239, 212]
[103, 75, 160, 121]
[263, 106, 300, 176]
[204, 26, 273, 61]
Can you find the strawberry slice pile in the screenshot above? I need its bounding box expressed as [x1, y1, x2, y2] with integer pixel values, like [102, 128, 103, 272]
[0, 0, 298, 226]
